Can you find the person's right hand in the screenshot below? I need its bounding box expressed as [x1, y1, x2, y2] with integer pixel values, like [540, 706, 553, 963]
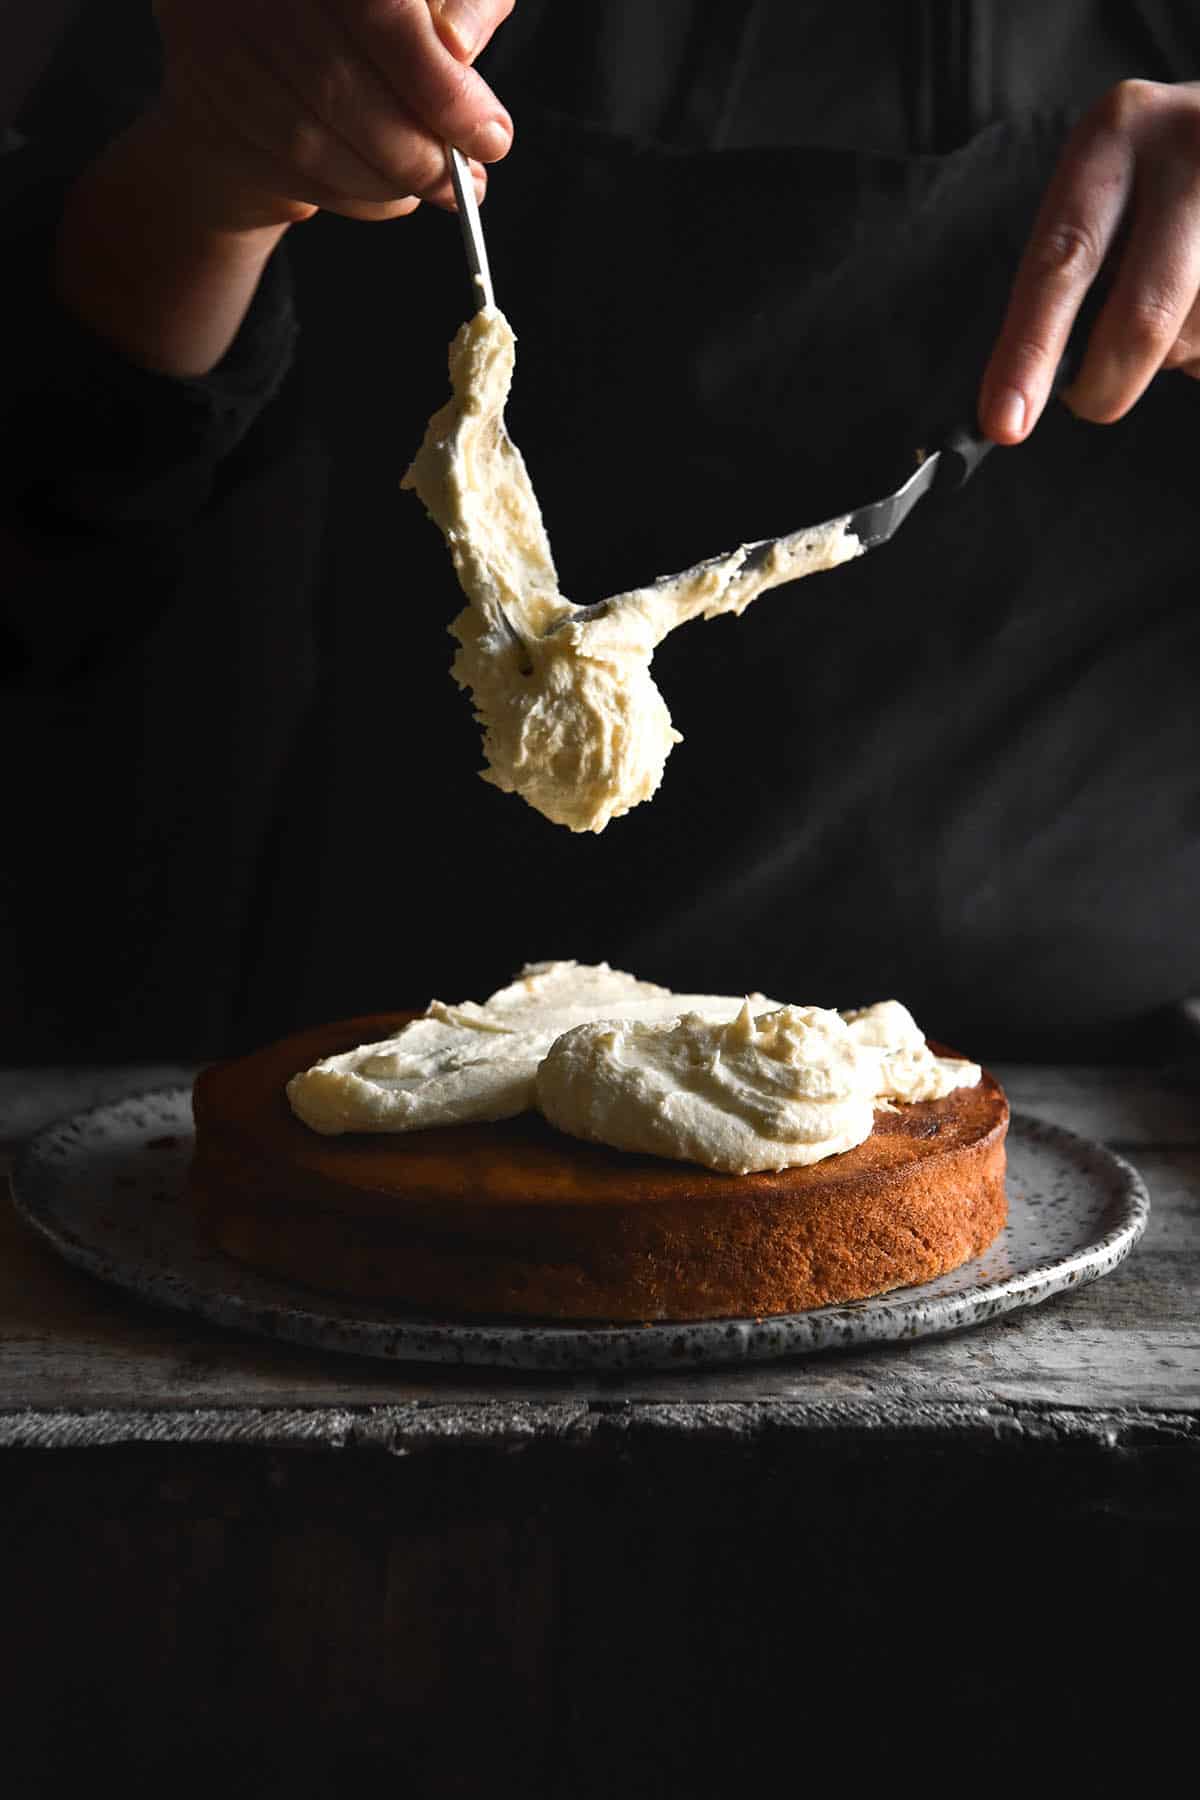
[151, 0, 516, 228]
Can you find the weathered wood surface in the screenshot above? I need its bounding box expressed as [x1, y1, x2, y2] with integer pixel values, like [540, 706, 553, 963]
[2, 1063, 1197, 1795]
[1, 1060, 1197, 1443]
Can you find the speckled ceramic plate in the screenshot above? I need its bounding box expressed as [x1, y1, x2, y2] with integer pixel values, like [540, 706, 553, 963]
[11, 1086, 1149, 1371]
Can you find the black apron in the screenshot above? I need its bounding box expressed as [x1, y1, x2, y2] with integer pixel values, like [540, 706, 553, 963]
[269, 86, 1198, 1060]
[5, 2, 1198, 1060]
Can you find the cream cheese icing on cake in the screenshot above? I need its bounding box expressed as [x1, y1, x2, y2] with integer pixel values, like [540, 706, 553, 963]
[287, 961, 980, 1173]
[537, 996, 981, 1175]
[285, 960, 778, 1134]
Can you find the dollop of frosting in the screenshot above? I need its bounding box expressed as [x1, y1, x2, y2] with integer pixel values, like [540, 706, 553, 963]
[536, 995, 981, 1174]
[286, 960, 777, 1136]
[401, 308, 861, 832]
[287, 963, 980, 1171]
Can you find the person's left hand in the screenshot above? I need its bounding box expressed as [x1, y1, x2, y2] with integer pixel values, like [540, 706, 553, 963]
[979, 78, 1200, 443]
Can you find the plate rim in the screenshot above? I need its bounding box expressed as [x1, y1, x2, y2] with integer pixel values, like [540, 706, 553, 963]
[9, 1084, 1151, 1371]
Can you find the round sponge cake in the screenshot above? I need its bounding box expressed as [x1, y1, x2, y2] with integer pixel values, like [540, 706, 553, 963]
[191, 1014, 1009, 1323]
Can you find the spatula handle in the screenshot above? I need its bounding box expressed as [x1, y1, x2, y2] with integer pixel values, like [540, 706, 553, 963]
[936, 340, 1085, 492]
[446, 144, 495, 313]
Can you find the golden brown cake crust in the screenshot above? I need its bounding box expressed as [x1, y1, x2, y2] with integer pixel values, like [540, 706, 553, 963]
[191, 1013, 1009, 1322]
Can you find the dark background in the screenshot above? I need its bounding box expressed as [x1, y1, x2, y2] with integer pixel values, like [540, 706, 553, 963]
[0, 14, 1194, 1795]
[1, 2, 1198, 1065]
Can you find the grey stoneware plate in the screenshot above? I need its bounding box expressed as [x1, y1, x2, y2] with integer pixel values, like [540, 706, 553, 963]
[11, 1086, 1149, 1373]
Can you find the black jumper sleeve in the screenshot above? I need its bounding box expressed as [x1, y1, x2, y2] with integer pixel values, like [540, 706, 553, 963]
[0, 140, 299, 686]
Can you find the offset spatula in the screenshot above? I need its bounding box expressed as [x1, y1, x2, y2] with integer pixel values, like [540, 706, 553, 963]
[552, 347, 1082, 627]
[725, 342, 1085, 583]
[835, 345, 1084, 551]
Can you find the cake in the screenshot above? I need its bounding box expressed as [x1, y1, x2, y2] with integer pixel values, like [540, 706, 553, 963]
[191, 1012, 1009, 1322]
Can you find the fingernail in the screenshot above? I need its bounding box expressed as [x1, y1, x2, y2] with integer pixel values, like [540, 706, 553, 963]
[989, 385, 1026, 439]
[468, 117, 512, 163]
[433, 1, 484, 61]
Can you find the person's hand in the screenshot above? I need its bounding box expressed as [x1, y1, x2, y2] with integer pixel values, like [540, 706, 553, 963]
[980, 79, 1200, 443]
[55, 2, 515, 374]
[152, 0, 516, 229]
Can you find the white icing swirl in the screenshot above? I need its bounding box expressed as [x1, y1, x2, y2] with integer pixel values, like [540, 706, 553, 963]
[536, 997, 981, 1175]
[286, 960, 777, 1136]
[287, 963, 981, 1172]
